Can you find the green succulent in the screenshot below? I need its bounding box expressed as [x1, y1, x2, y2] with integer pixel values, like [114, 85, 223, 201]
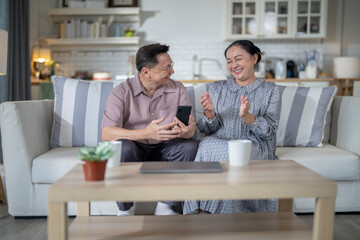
[77, 141, 115, 162]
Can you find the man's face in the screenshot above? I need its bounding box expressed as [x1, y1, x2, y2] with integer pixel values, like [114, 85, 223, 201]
[148, 53, 175, 85]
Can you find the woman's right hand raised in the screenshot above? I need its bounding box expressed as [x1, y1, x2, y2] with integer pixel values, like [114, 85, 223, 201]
[200, 92, 215, 119]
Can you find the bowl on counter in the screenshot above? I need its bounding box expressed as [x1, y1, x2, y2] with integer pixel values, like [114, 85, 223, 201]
[92, 72, 111, 81]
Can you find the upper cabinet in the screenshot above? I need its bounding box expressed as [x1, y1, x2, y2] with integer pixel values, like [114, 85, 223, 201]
[228, 1, 259, 38]
[293, 0, 327, 38]
[43, 7, 140, 46]
[226, 0, 327, 40]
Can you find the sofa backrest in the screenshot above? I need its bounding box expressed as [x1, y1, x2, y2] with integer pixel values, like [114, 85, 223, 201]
[50, 76, 210, 148]
[330, 96, 360, 156]
[49, 76, 337, 149]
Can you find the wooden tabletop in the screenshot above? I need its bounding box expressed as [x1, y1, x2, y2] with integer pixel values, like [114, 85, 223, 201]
[48, 160, 336, 203]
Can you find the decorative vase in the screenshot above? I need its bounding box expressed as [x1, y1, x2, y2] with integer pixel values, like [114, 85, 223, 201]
[82, 160, 108, 181]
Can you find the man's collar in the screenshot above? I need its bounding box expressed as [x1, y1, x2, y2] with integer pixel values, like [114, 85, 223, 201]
[133, 73, 145, 96]
[133, 73, 176, 98]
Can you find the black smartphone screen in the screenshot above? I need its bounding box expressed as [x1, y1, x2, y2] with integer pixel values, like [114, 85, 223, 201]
[176, 106, 192, 126]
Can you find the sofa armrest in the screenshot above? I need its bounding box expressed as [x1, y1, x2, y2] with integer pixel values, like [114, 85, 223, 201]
[0, 100, 54, 215]
[330, 96, 360, 156]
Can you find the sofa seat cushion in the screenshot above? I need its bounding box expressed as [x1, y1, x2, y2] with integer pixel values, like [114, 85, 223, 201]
[276, 143, 360, 181]
[32, 147, 81, 184]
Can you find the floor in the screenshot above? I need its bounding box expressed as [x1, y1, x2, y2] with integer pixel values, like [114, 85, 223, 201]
[0, 204, 359, 240]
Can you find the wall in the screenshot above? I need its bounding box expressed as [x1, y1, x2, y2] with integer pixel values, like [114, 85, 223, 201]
[31, 0, 360, 81]
[342, 0, 360, 56]
[139, 0, 324, 80]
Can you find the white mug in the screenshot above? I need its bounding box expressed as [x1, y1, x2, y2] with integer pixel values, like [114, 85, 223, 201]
[107, 141, 122, 168]
[228, 139, 252, 166]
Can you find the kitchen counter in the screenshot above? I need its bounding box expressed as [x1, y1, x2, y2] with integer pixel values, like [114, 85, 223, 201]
[178, 78, 335, 84]
[32, 78, 355, 97]
[265, 77, 334, 82]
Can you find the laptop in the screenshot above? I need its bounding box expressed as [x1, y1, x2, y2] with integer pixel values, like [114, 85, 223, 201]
[139, 161, 223, 174]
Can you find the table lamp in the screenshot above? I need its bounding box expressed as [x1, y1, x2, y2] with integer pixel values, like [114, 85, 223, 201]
[32, 46, 51, 80]
[333, 57, 360, 96]
[0, 29, 8, 75]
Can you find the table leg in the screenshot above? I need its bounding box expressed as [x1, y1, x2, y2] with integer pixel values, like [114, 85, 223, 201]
[312, 197, 335, 240]
[0, 177, 6, 204]
[77, 201, 90, 216]
[48, 202, 67, 240]
[344, 79, 350, 96]
[334, 80, 342, 96]
[278, 198, 293, 212]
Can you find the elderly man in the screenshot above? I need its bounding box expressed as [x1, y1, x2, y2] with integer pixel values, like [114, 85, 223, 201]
[102, 43, 198, 216]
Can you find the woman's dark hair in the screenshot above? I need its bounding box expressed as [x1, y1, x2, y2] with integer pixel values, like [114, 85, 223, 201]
[224, 40, 262, 63]
[136, 43, 170, 71]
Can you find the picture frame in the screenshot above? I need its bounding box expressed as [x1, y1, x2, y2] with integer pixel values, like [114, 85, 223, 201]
[109, 0, 138, 7]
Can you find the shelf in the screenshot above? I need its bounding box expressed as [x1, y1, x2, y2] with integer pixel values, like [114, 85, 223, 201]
[43, 37, 140, 46]
[69, 213, 312, 240]
[47, 7, 140, 23]
[47, 7, 140, 17]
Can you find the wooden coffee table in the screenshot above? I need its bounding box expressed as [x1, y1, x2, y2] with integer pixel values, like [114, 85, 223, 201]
[47, 160, 337, 240]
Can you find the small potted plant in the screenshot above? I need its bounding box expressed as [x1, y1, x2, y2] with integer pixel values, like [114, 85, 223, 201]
[77, 142, 115, 181]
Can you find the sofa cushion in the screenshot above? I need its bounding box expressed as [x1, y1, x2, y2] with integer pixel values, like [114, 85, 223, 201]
[276, 143, 360, 181]
[50, 76, 122, 148]
[32, 147, 81, 184]
[276, 85, 337, 147]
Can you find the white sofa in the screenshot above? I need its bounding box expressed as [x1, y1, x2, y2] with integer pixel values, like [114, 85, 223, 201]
[0, 88, 359, 216]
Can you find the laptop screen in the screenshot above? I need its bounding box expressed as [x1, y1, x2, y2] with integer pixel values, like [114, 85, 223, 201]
[139, 161, 223, 174]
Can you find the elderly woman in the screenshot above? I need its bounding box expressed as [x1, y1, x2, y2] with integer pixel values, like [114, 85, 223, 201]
[183, 40, 281, 214]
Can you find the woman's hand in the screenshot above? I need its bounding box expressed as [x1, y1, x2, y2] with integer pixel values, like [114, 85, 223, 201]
[200, 92, 215, 119]
[239, 95, 255, 125]
[239, 95, 250, 117]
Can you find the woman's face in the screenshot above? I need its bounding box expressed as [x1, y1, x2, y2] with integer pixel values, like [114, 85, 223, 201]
[226, 45, 258, 84]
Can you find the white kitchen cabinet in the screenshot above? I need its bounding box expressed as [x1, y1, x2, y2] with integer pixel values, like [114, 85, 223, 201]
[226, 0, 259, 38]
[260, 0, 292, 38]
[44, 7, 140, 46]
[226, 0, 327, 39]
[293, 0, 328, 38]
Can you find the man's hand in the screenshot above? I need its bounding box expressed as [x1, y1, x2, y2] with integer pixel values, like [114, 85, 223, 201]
[172, 115, 196, 139]
[145, 116, 181, 141]
[200, 91, 215, 119]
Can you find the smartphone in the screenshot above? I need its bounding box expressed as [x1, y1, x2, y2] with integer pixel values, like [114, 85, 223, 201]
[176, 105, 192, 126]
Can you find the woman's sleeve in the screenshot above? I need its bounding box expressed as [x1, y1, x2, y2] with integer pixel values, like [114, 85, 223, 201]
[247, 85, 281, 139]
[196, 83, 221, 134]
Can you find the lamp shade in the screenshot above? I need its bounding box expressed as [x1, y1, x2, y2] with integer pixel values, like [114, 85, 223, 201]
[0, 29, 8, 75]
[32, 46, 51, 63]
[333, 57, 360, 79]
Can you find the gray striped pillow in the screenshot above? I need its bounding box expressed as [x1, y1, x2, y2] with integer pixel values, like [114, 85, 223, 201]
[276, 85, 337, 147]
[186, 83, 211, 140]
[50, 76, 122, 148]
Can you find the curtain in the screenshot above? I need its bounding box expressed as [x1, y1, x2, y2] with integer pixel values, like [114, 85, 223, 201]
[0, 0, 9, 104]
[7, 0, 30, 101]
